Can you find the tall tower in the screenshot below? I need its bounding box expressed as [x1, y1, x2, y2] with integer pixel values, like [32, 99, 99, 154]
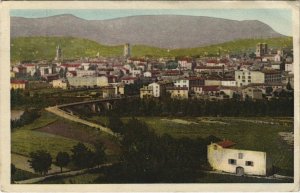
[123, 43, 131, 58]
[55, 45, 62, 61]
[256, 43, 263, 57]
[262, 43, 268, 54]
[256, 43, 268, 57]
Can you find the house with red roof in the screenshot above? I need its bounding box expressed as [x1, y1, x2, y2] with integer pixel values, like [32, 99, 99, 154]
[121, 77, 138, 85]
[207, 140, 273, 176]
[11, 80, 27, 90]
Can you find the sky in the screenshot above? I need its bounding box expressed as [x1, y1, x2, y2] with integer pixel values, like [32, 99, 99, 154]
[11, 9, 293, 36]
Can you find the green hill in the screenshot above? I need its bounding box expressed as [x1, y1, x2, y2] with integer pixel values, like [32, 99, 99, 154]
[11, 36, 292, 63]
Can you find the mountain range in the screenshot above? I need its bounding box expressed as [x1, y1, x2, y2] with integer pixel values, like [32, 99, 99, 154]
[11, 14, 284, 49]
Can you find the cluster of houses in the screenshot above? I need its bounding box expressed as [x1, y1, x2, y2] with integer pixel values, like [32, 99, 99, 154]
[11, 43, 294, 100]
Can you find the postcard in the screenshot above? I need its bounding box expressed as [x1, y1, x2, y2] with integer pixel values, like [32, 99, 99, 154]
[0, 1, 299, 192]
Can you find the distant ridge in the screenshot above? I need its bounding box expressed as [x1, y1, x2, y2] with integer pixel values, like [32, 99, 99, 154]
[11, 14, 285, 49]
[11, 36, 292, 63]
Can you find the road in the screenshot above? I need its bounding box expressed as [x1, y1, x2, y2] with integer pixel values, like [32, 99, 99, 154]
[14, 163, 112, 184]
[45, 106, 117, 136]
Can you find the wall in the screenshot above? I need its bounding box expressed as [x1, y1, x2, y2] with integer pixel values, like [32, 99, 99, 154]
[207, 144, 268, 176]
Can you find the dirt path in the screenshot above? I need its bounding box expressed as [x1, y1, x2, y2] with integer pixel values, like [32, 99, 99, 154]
[14, 163, 112, 184]
[45, 106, 116, 136]
[11, 153, 67, 174]
[204, 170, 293, 180]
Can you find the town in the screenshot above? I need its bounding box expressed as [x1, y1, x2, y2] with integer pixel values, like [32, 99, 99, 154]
[10, 41, 294, 184]
[11, 43, 294, 101]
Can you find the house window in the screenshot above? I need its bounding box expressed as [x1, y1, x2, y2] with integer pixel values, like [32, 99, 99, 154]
[213, 145, 218, 150]
[238, 153, 243, 159]
[245, 161, 254, 166]
[228, 159, 236, 165]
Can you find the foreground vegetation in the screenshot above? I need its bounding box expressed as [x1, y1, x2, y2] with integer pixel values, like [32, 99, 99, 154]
[11, 36, 292, 63]
[11, 111, 119, 159]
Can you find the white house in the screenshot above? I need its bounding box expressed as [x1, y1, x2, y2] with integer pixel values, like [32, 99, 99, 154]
[149, 82, 161, 97]
[52, 79, 67, 89]
[221, 79, 236, 87]
[178, 59, 193, 70]
[76, 69, 96, 77]
[143, 71, 152, 77]
[285, 63, 294, 74]
[235, 70, 264, 87]
[207, 140, 272, 176]
[174, 78, 189, 89]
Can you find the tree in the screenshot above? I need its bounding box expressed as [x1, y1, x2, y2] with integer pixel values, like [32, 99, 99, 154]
[71, 143, 94, 169]
[11, 164, 16, 176]
[28, 150, 52, 175]
[286, 81, 293, 90]
[108, 113, 124, 133]
[92, 142, 106, 168]
[55, 152, 70, 173]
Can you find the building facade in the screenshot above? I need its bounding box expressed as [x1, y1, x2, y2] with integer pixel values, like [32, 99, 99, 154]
[208, 141, 272, 176]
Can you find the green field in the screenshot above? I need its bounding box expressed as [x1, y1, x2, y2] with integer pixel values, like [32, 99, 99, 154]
[11, 36, 292, 63]
[87, 115, 294, 176]
[12, 168, 40, 182]
[11, 111, 119, 158]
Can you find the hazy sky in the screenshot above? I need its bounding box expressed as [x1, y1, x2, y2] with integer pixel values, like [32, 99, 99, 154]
[11, 9, 292, 36]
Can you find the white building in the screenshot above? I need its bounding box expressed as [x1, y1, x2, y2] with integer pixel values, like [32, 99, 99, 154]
[221, 79, 236, 87]
[76, 70, 96, 77]
[149, 82, 161, 97]
[235, 70, 264, 87]
[174, 78, 189, 89]
[178, 59, 193, 70]
[131, 69, 142, 77]
[143, 71, 152, 77]
[67, 76, 108, 88]
[208, 140, 272, 176]
[52, 79, 67, 89]
[285, 63, 294, 74]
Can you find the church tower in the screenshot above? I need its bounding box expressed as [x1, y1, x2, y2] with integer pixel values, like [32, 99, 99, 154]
[55, 45, 62, 61]
[123, 43, 131, 58]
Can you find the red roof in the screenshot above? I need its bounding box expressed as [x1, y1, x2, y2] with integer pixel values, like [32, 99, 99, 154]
[167, 87, 188, 91]
[23, 64, 35, 67]
[186, 76, 204, 81]
[217, 140, 236, 148]
[206, 59, 218, 64]
[67, 71, 77, 76]
[121, 77, 138, 81]
[195, 66, 223, 70]
[11, 80, 27, 84]
[62, 64, 81, 68]
[18, 66, 26, 70]
[202, 86, 220, 91]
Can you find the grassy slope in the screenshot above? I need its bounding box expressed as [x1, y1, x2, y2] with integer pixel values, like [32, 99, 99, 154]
[11, 36, 292, 63]
[11, 111, 95, 158]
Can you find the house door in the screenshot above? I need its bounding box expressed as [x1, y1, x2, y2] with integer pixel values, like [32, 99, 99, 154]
[236, 167, 244, 176]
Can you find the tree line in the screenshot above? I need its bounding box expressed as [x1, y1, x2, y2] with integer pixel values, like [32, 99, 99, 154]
[109, 97, 293, 117]
[11, 109, 41, 129]
[23, 142, 106, 176]
[99, 116, 219, 183]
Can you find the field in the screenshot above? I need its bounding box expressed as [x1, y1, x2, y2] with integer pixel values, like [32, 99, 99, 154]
[87, 115, 294, 176]
[11, 36, 292, 63]
[11, 109, 294, 182]
[11, 111, 120, 161]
